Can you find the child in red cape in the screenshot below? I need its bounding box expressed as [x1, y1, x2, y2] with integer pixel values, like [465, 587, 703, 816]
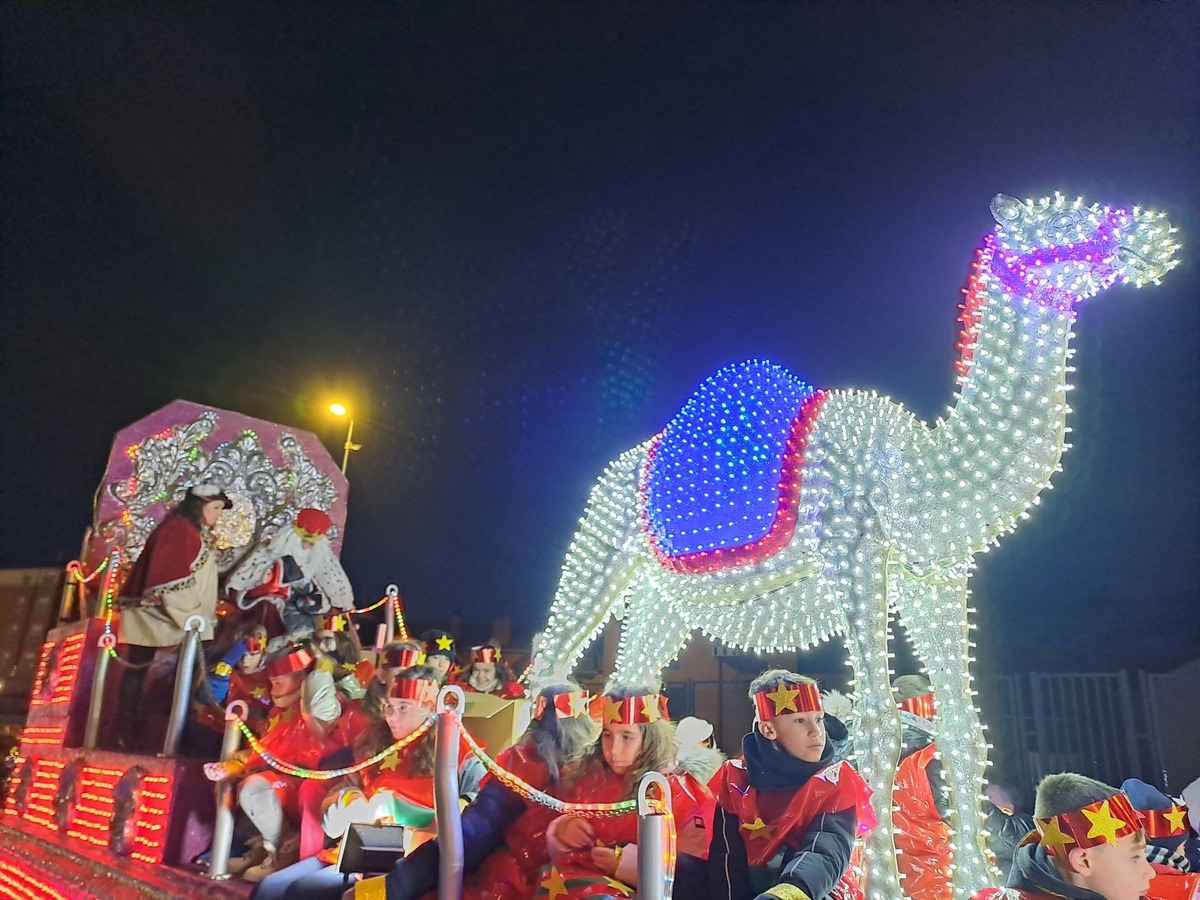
[532, 685, 715, 899]
[457, 643, 525, 699]
[705, 669, 875, 900]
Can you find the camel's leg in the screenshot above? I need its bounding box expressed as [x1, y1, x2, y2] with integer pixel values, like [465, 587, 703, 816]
[606, 579, 692, 690]
[838, 540, 903, 900]
[530, 445, 648, 689]
[895, 569, 996, 897]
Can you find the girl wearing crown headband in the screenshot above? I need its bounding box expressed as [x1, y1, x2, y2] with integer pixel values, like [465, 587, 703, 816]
[458, 642, 525, 699]
[362, 683, 600, 900]
[530, 685, 715, 900]
[252, 667, 484, 900]
[203, 644, 345, 883]
[705, 669, 875, 900]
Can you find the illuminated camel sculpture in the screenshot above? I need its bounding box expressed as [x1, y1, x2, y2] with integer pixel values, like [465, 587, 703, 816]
[530, 194, 1178, 898]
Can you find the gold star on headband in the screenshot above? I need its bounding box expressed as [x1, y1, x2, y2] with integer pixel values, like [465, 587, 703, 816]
[604, 698, 625, 724]
[1164, 804, 1188, 833]
[541, 866, 568, 900]
[1083, 799, 1126, 846]
[435, 635, 454, 651]
[1037, 815, 1076, 855]
[766, 683, 800, 715]
[741, 816, 774, 840]
[641, 696, 661, 723]
[569, 693, 591, 718]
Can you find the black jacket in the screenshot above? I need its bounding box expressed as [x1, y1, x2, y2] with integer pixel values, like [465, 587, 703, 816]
[705, 719, 858, 900]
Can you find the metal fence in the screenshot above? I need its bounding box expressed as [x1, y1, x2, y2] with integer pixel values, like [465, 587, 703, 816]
[662, 670, 1200, 801]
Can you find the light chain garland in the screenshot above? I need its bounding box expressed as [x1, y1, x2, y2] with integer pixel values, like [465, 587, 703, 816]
[66, 558, 110, 585]
[232, 715, 434, 779]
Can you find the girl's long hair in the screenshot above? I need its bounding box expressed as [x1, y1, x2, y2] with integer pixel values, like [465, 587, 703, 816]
[520, 683, 599, 784]
[565, 685, 678, 799]
[355, 665, 438, 778]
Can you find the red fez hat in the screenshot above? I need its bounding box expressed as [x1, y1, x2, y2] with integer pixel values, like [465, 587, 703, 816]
[265, 646, 314, 678]
[294, 508, 333, 540]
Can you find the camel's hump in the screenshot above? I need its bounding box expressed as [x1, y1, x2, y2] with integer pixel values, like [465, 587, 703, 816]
[641, 359, 825, 573]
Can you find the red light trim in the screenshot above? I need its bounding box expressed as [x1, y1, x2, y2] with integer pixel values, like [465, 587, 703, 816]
[23, 759, 65, 831]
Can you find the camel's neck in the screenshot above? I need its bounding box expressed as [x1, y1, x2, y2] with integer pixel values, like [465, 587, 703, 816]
[894, 237, 1075, 572]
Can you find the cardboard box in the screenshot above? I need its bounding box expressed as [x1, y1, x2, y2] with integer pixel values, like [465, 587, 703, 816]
[460, 692, 532, 755]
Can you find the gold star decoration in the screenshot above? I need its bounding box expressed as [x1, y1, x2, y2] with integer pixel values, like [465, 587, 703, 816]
[765, 684, 800, 715]
[603, 877, 632, 896]
[266, 714, 281, 732]
[741, 816, 774, 840]
[641, 696, 661, 722]
[435, 635, 454, 651]
[1083, 799, 1126, 846]
[250, 687, 267, 699]
[604, 698, 625, 724]
[569, 693, 591, 717]
[1165, 805, 1188, 833]
[541, 866, 568, 900]
[378, 752, 402, 772]
[1036, 815, 1076, 855]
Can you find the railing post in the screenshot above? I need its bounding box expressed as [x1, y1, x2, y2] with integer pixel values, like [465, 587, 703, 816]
[385, 584, 400, 646]
[637, 771, 673, 900]
[83, 633, 117, 749]
[161, 614, 207, 757]
[435, 684, 466, 900]
[206, 700, 248, 880]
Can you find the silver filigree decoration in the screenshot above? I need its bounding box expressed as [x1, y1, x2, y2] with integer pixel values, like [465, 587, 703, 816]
[100, 412, 339, 568]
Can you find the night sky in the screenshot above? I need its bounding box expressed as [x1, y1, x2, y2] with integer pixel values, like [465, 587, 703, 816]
[3, 3, 1197, 673]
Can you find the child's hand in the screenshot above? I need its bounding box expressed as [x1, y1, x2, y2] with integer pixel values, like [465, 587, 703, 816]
[550, 815, 595, 852]
[590, 846, 617, 875]
[203, 760, 240, 782]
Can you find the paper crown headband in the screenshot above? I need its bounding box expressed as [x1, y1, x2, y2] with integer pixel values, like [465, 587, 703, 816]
[472, 645, 501, 663]
[384, 647, 426, 669]
[601, 693, 669, 725]
[534, 689, 591, 721]
[389, 678, 440, 706]
[293, 508, 332, 541]
[1034, 793, 1143, 857]
[243, 635, 265, 654]
[754, 682, 822, 721]
[265, 647, 314, 678]
[314, 614, 346, 633]
[1139, 804, 1189, 840]
[898, 693, 935, 720]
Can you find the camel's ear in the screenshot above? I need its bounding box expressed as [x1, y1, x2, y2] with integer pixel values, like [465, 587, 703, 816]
[990, 194, 1024, 225]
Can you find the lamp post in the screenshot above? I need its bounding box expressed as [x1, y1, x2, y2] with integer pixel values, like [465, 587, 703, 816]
[328, 403, 362, 475]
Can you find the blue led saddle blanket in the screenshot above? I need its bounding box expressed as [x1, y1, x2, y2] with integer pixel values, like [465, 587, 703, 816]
[641, 359, 823, 573]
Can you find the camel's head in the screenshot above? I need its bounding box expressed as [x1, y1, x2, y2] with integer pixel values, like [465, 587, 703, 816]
[989, 193, 1179, 307]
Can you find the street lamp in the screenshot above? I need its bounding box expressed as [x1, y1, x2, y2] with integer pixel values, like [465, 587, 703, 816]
[328, 403, 362, 475]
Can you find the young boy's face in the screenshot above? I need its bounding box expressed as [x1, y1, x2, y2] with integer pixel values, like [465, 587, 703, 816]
[1066, 831, 1153, 900]
[759, 709, 826, 762]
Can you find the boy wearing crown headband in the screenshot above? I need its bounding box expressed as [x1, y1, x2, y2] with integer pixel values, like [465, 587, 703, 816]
[973, 773, 1154, 900]
[228, 507, 355, 642]
[1120, 779, 1198, 900]
[706, 669, 874, 900]
[204, 644, 346, 883]
[890, 674, 951, 900]
[529, 685, 714, 899]
[251, 667, 483, 899]
[459, 642, 525, 698]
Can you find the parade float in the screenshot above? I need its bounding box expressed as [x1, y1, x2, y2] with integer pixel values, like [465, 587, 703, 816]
[0, 192, 1181, 900]
[529, 193, 1180, 899]
[0, 400, 353, 898]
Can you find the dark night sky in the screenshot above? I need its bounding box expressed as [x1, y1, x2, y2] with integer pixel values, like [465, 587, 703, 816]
[2, 3, 1197, 673]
